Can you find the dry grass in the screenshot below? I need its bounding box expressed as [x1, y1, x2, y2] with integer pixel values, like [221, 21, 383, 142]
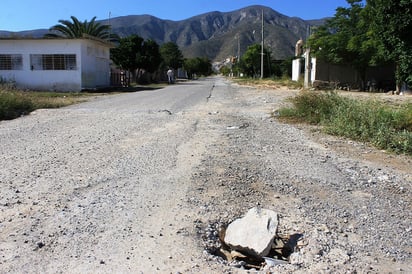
[0, 89, 101, 120]
[232, 77, 304, 90]
[278, 91, 412, 155]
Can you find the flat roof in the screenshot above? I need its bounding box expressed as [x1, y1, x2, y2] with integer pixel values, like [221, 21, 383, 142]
[0, 34, 115, 47]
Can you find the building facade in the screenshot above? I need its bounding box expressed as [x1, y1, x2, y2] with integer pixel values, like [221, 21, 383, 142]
[0, 38, 112, 91]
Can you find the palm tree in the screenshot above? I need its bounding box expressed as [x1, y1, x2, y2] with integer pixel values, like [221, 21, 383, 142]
[44, 16, 119, 42]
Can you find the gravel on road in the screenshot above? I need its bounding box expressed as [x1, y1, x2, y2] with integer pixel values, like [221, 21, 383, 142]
[0, 77, 410, 273]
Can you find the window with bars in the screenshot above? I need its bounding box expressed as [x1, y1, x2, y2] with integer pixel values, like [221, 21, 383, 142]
[0, 54, 23, 70]
[30, 54, 77, 70]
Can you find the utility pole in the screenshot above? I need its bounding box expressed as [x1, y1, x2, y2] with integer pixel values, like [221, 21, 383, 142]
[237, 35, 240, 61]
[237, 34, 240, 77]
[260, 9, 264, 79]
[304, 25, 313, 88]
[108, 12, 112, 41]
[304, 47, 311, 88]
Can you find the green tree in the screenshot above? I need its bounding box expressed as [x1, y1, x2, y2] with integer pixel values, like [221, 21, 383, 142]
[220, 66, 231, 76]
[184, 57, 212, 79]
[110, 35, 144, 83]
[198, 57, 213, 76]
[308, 0, 382, 87]
[138, 39, 162, 74]
[183, 58, 200, 79]
[111, 36, 163, 84]
[136, 39, 162, 84]
[240, 44, 271, 78]
[279, 58, 294, 77]
[367, 0, 412, 89]
[160, 42, 183, 70]
[45, 16, 119, 42]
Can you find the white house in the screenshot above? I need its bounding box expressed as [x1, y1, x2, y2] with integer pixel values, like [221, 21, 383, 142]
[0, 37, 113, 91]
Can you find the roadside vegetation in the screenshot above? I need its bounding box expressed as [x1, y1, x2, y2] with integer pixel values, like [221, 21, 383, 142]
[0, 88, 92, 121]
[278, 91, 412, 155]
[233, 77, 303, 90]
[229, 0, 412, 156]
[307, 0, 411, 91]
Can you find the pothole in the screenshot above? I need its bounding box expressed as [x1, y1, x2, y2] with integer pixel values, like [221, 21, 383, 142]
[212, 227, 303, 270]
[200, 208, 305, 271]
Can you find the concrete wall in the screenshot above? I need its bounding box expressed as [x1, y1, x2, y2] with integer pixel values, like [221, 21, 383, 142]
[311, 58, 396, 91]
[312, 59, 360, 84]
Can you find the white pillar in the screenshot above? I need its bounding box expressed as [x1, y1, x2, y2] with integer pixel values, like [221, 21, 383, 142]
[292, 59, 301, 82]
[304, 48, 311, 88]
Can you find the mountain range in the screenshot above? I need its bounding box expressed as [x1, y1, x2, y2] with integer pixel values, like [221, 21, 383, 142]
[0, 5, 326, 61]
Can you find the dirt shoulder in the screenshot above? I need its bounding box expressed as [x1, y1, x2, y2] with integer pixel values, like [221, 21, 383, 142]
[190, 83, 411, 273]
[303, 124, 412, 176]
[240, 81, 412, 173]
[283, 88, 411, 175]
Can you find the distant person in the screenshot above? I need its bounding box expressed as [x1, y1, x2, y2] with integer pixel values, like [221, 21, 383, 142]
[167, 69, 174, 84]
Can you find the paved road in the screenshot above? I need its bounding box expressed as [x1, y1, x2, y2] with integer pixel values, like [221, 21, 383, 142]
[1, 77, 410, 273]
[0, 78, 222, 273]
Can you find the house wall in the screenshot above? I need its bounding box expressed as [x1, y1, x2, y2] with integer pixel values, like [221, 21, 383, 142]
[80, 40, 111, 89]
[312, 59, 360, 85]
[0, 39, 111, 91]
[311, 58, 396, 91]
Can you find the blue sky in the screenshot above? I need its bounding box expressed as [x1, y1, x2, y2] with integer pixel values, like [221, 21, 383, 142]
[1, 0, 351, 32]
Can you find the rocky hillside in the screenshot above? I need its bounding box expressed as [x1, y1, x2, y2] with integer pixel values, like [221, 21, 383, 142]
[0, 5, 325, 61]
[109, 5, 319, 61]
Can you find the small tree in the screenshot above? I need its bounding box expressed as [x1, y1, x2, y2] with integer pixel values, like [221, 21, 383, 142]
[139, 39, 162, 74]
[183, 58, 200, 79]
[184, 57, 212, 79]
[279, 58, 294, 78]
[111, 36, 163, 84]
[220, 66, 231, 76]
[110, 35, 144, 84]
[160, 42, 183, 70]
[240, 44, 272, 78]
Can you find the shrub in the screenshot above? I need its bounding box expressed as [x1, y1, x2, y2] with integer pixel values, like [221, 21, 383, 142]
[278, 91, 412, 155]
[0, 91, 35, 120]
[0, 90, 90, 121]
[278, 91, 347, 124]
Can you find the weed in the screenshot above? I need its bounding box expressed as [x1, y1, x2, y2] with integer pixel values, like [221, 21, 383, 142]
[278, 91, 412, 155]
[0, 91, 34, 120]
[233, 77, 303, 90]
[0, 90, 91, 121]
